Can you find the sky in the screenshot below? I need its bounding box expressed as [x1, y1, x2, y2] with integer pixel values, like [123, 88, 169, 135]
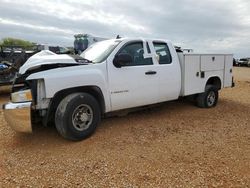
[0, 0, 249, 58]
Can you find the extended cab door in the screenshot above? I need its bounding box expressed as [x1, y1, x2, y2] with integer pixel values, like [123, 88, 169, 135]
[107, 40, 159, 111]
[150, 41, 181, 102]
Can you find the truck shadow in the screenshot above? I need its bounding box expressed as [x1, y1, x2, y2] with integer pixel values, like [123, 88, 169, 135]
[10, 125, 70, 148]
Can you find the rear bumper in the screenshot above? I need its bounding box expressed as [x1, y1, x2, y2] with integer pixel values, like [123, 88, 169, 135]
[2, 102, 32, 133]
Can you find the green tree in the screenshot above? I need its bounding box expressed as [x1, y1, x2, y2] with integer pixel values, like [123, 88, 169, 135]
[0, 37, 35, 49]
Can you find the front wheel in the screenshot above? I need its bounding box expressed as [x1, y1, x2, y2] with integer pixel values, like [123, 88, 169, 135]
[55, 93, 101, 141]
[196, 85, 219, 108]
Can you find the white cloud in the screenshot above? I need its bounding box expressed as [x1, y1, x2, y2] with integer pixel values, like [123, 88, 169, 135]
[0, 18, 74, 35]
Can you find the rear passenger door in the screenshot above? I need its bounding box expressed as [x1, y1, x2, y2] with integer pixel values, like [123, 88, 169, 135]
[152, 41, 181, 102]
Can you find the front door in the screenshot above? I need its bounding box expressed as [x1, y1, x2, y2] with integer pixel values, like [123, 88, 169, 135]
[107, 41, 159, 111]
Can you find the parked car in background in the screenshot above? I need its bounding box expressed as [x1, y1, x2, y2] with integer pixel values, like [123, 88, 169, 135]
[237, 58, 250, 67]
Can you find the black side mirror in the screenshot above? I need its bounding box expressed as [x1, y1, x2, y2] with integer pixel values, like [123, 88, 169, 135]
[113, 53, 132, 68]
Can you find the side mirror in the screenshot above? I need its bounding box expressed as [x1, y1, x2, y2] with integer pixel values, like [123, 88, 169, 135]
[113, 53, 132, 68]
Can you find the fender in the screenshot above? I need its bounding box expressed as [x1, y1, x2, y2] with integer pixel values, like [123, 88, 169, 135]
[205, 76, 222, 90]
[42, 85, 106, 126]
[26, 62, 112, 112]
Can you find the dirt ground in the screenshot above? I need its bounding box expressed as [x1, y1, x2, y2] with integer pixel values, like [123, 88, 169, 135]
[0, 67, 249, 187]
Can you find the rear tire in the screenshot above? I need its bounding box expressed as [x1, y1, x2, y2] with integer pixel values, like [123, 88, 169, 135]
[55, 93, 101, 141]
[196, 85, 218, 108]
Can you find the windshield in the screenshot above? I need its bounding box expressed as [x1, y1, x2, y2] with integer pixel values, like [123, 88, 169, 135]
[80, 40, 121, 63]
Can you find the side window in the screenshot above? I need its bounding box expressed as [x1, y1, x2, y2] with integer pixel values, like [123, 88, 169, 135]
[118, 42, 153, 66]
[153, 42, 172, 64]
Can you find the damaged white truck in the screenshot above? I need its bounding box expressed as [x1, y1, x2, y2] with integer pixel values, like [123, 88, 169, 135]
[3, 38, 234, 141]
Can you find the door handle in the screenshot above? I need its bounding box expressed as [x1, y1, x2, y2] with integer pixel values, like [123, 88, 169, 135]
[145, 71, 157, 75]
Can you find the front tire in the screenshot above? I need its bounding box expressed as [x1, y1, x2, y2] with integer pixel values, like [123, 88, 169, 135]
[55, 93, 101, 141]
[196, 85, 219, 108]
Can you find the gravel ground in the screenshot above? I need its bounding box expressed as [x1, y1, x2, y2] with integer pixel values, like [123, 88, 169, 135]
[0, 67, 250, 187]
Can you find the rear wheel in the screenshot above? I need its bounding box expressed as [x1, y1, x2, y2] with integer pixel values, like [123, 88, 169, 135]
[196, 85, 218, 108]
[55, 93, 101, 141]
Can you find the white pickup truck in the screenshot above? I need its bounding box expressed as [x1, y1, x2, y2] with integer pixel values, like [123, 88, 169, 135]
[3, 38, 234, 140]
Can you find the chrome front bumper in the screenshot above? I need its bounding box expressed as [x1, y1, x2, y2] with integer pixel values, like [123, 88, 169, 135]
[2, 102, 32, 133]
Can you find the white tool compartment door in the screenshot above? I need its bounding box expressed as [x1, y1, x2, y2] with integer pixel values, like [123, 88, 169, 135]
[201, 55, 224, 71]
[224, 55, 233, 87]
[183, 55, 204, 95]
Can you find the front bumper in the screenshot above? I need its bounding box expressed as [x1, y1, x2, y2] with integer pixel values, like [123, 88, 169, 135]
[2, 102, 32, 133]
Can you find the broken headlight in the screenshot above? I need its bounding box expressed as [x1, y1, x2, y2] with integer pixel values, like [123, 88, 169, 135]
[11, 89, 33, 103]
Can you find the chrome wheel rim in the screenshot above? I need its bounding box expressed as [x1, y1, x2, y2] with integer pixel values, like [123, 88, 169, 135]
[207, 91, 216, 107]
[72, 104, 93, 131]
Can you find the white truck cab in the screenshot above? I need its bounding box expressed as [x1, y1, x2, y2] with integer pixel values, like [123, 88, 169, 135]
[3, 38, 234, 140]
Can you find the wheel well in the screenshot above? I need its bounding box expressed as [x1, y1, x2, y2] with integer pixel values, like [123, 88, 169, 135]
[206, 77, 222, 90]
[45, 86, 105, 125]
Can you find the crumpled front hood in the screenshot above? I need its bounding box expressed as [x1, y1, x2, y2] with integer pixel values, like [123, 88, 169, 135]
[19, 50, 79, 74]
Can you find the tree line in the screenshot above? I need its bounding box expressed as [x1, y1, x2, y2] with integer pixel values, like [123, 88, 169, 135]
[0, 37, 35, 49]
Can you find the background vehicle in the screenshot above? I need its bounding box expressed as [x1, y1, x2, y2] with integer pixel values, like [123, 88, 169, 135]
[0, 45, 72, 86]
[237, 58, 250, 67]
[2, 38, 234, 141]
[0, 46, 36, 85]
[74, 34, 107, 54]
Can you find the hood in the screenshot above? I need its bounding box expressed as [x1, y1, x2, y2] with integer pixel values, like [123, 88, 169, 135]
[19, 50, 80, 74]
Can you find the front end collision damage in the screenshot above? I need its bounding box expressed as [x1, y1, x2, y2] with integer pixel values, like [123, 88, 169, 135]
[2, 51, 109, 134]
[2, 63, 103, 133]
[2, 73, 34, 133]
[3, 74, 44, 133]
